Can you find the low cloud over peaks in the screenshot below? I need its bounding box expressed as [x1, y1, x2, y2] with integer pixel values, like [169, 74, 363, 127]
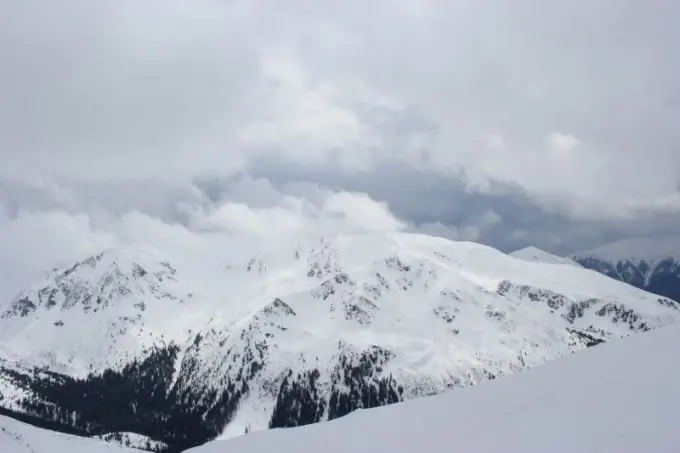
[1, 0, 679, 296]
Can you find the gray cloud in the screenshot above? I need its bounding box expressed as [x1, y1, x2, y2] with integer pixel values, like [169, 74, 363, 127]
[242, 159, 640, 254]
[2, 1, 678, 199]
[1, 0, 679, 294]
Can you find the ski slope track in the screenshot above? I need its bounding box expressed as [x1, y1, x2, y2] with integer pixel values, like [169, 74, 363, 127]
[0, 232, 679, 451]
[572, 236, 680, 302]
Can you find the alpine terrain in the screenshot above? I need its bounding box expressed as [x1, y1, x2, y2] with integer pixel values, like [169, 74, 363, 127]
[4, 322, 679, 453]
[189, 322, 680, 453]
[571, 236, 680, 302]
[0, 232, 678, 451]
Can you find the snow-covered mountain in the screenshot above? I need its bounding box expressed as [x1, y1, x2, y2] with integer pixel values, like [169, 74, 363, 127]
[510, 246, 580, 267]
[571, 236, 680, 302]
[190, 323, 680, 453]
[1, 232, 679, 451]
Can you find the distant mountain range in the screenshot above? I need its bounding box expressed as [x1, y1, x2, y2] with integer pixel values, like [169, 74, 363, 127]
[511, 237, 680, 303]
[570, 237, 680, 302]
[2, 233, 678, 452]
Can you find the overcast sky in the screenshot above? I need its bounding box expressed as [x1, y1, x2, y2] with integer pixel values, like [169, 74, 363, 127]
[1, 0, 679, 296]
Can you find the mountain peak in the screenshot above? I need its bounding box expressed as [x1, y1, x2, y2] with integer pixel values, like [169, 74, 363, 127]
[510, 246, 579, 267]
[0, 247, 196, 374]
[2, 247, 180, 319]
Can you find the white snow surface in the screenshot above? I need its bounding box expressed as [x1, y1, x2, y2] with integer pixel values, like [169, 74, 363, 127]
[189, 323, 680, 453]
[510, 246, 580, 266]
[0, 415, 135, 453]
[1, 232, 679, 438]
[572, 235, 680, 265]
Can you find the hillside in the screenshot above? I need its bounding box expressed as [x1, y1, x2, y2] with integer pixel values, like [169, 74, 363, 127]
[189, 323, 680, 453]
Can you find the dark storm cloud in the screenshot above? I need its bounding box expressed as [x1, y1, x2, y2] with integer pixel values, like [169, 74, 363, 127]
[237, 158, 634, 254]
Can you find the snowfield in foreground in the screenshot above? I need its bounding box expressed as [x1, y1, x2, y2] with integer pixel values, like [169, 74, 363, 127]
[191, 323, 680, 453]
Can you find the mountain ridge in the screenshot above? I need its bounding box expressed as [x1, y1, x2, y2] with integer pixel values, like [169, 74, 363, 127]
[1, 232, 678, 451]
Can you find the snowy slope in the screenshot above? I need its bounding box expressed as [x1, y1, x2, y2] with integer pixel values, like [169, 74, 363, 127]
[0, 414, 135, 453]
[510, 246, 580, 266]
[189, 323, 680, 453]
[1, 232, 679, 450]
[572, 236, 680, 301]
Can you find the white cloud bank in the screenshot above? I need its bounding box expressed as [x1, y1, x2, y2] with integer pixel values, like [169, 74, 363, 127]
[0, 187, 408, 300]
[0, 0, 679, 297]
